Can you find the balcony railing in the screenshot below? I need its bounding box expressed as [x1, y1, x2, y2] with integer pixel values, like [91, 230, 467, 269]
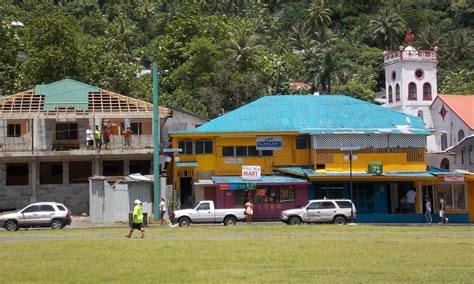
[384, 50, 437, 64]
[0, 137, 32, 152]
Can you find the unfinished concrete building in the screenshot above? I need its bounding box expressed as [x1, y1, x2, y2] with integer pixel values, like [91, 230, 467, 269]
[0, 79, 172, 213]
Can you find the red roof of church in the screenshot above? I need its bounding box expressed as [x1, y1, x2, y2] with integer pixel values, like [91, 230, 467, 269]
[436, 95, 474, 130]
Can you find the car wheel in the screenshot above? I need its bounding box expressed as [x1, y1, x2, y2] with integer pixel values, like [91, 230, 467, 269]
[224, 216, 236, 226]
[178, 217, 190, 227]
[51, 219, 64, 230]
[5, 220, 19, 231]
[333, 216, 347, 225]
[288, 217, 302, 225]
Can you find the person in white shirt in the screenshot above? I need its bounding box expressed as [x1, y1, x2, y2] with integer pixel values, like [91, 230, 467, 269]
[85, 126, 94, 150]
[406, 188, 416, 214]
[159, 197, 167, 225]
[425, 196, 432, 223]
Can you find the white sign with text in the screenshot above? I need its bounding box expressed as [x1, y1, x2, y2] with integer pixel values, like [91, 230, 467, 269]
[242, 165, 261, 180]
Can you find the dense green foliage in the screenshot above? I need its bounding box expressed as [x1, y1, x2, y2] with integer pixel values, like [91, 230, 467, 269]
[0, 0, 472, 117]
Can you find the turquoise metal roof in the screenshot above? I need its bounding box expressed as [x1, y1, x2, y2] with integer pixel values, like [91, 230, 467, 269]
[35, 79, 99, 111]
[212, 175, 309, 184]
[427, 167, 464, 175]
[171, 95, 430, 135]
[274, 167, 434, 178]
[176, 161, 198, 167]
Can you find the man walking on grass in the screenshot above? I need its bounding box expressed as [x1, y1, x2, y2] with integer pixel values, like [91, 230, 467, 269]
[126, 199, 145, 238]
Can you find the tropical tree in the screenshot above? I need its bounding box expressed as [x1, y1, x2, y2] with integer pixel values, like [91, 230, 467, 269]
[227, 26, 262, 72]
[368, 6, 406, 50]
[307, 0, 332, 30]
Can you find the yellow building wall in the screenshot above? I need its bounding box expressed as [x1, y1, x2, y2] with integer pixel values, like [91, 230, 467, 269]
[325, 153, 426, 172]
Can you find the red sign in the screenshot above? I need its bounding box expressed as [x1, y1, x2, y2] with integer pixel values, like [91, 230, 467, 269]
[218, 183, 229, 190]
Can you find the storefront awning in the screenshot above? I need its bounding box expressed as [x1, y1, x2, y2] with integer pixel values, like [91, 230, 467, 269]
[193, 179, 214, 186]
[274, 167, 436, 181]
[176, 161, 198, 167]
[212, 175, 309, 185]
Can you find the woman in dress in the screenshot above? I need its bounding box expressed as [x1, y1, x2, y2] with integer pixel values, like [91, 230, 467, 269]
[244, 199, 254, 224]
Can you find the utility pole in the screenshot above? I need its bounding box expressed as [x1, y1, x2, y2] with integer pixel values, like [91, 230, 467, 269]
[153, 63, 160, 220]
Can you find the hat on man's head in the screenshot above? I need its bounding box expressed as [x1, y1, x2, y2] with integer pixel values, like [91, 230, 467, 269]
[134, 199, 141, 205]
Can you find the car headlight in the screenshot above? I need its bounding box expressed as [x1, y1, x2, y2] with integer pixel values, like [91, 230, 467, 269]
[281, 212, 287, 216]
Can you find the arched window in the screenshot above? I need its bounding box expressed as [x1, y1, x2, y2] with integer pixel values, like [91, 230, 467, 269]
[458, 129, 465, 142]
[388, 86, 393, 102]
[423, 83, 432, 100]
[408, 82, 417, 100]
[440, 158, 450, 170]
[395, 84, 400, 101]
[441, 133, 447, 151]
[469, 146, 473, 164]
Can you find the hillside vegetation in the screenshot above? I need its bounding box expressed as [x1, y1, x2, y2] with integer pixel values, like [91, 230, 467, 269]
[1, 0, 472, 118]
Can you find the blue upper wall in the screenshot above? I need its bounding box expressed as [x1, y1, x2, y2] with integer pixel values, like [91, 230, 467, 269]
[171, 95, 430, 135]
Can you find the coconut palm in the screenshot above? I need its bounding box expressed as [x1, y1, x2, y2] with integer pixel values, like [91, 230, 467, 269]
[227, 27, 262, 71]
[368, 6, 406, 50]
[417, 24, 445, 49]
[448, 31, 473, 62]
[307, 0, 332, 30]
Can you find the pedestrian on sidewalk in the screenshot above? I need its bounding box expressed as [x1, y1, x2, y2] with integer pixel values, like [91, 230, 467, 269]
[126, 199, 145, 238]
[439, 195, 448, 224]
[425, 196, 432, 224]
[159, 197, 167, 225]
[244, 199, 254, 224]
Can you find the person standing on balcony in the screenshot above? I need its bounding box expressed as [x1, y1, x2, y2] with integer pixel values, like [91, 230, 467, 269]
[94, 125, 102, 151]
[123, 126, 132, 149]
[103, 126, 111, 150]
[86, 125, 94, 150]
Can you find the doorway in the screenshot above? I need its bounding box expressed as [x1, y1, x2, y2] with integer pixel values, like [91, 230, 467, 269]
[422, 185, 434, 213]
[180, 177, 193, 208]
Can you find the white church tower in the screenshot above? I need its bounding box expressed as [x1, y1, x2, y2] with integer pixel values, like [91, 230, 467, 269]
[383, 30, 439, 130]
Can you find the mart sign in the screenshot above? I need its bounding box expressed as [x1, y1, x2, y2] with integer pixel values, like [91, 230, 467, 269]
[242, 166, 261, 180]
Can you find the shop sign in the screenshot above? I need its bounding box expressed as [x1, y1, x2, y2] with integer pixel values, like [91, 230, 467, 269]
[444, 175, 464, 182]
[219, 183, 257, 190]
[218, 183, 229, 190]
[242, 165, 261, 180]
[256, 136, 283, 150]
[368, 161, 383, 174]
[225, 157, 243, 164]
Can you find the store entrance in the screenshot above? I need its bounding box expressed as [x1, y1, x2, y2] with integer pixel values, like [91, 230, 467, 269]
[180, 177, 193, 208]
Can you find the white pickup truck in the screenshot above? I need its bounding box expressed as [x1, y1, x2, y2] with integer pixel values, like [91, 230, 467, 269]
[173, 200, 246, 226]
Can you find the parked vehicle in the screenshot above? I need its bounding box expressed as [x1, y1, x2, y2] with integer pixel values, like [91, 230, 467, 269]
[280, 199, 356, 225]
[0, 202, 72, 231]
[173, 200, 246, 226]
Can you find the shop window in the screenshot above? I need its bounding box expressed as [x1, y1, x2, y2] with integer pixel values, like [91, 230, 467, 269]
[261, 150, 273, 157]
[40, 162, 63, 184]
[435, 183, 466, 210]
[130, 122, 142, 135]
[248, 146, 259, 156]
[253, 186, 294, 203]
[395, 84, 400, 101]
[441, 133, 447, 151]
[204, 141, 213, 154]
[7, 124, 21, 137]
[408, 82, 417, 100]
[69, 161, 92, 184]
[102, 161, 124, 176]
[353, 183, 375, 213]
[388, 85, 393, 102]
[6, 163, 29, 186]
[457, 129, 465, 142]
[180, 140, 213, 155]
[423, 83, 432, 100]
[222, 146, 234, 157]
[56, 123, 78, 140]
[179, 141, 193, 155]
[235, 146, 247, 156]
[129, 160, 151, 175]
[296, 135, 309, 149]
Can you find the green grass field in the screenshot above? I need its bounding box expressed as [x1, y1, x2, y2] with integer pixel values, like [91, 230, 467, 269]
[0, 225, 473, 283]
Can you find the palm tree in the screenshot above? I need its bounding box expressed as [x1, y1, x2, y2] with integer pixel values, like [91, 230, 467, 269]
[289, 23, 314, 52]
[417, 24, 445, 49]
[368, 6, 406, 50]
[134, 0, 156, 32]
[449, 31, 473, 62]
[227, 27, 262, 71]
[307, 0, 332, 30]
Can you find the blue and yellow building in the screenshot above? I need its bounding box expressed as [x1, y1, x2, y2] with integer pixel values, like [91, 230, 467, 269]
[169, 95, 474, 222]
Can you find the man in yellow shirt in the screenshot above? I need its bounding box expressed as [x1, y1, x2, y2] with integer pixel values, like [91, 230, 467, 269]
[126, 199, 145, 238]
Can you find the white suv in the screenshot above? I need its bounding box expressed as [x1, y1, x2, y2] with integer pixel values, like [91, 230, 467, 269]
[280, 199, 357, 225]
[0, 202, 72, 231]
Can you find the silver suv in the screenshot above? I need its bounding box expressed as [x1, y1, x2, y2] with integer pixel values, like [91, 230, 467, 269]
[280, 199, 356, 225]
[0, 202, 72, 231]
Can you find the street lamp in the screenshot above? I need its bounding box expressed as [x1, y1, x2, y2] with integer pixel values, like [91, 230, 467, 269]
[341, 146, 361, 223]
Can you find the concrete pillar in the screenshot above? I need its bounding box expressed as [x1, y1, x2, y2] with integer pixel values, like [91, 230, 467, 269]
[30, 159, 37, 203]
[94, 158, 101, 176]
[124, 118, 130, 128]
[32, 118, 39, 152]
[124, 160, 130, 176]
[63, 161, 69, 184]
